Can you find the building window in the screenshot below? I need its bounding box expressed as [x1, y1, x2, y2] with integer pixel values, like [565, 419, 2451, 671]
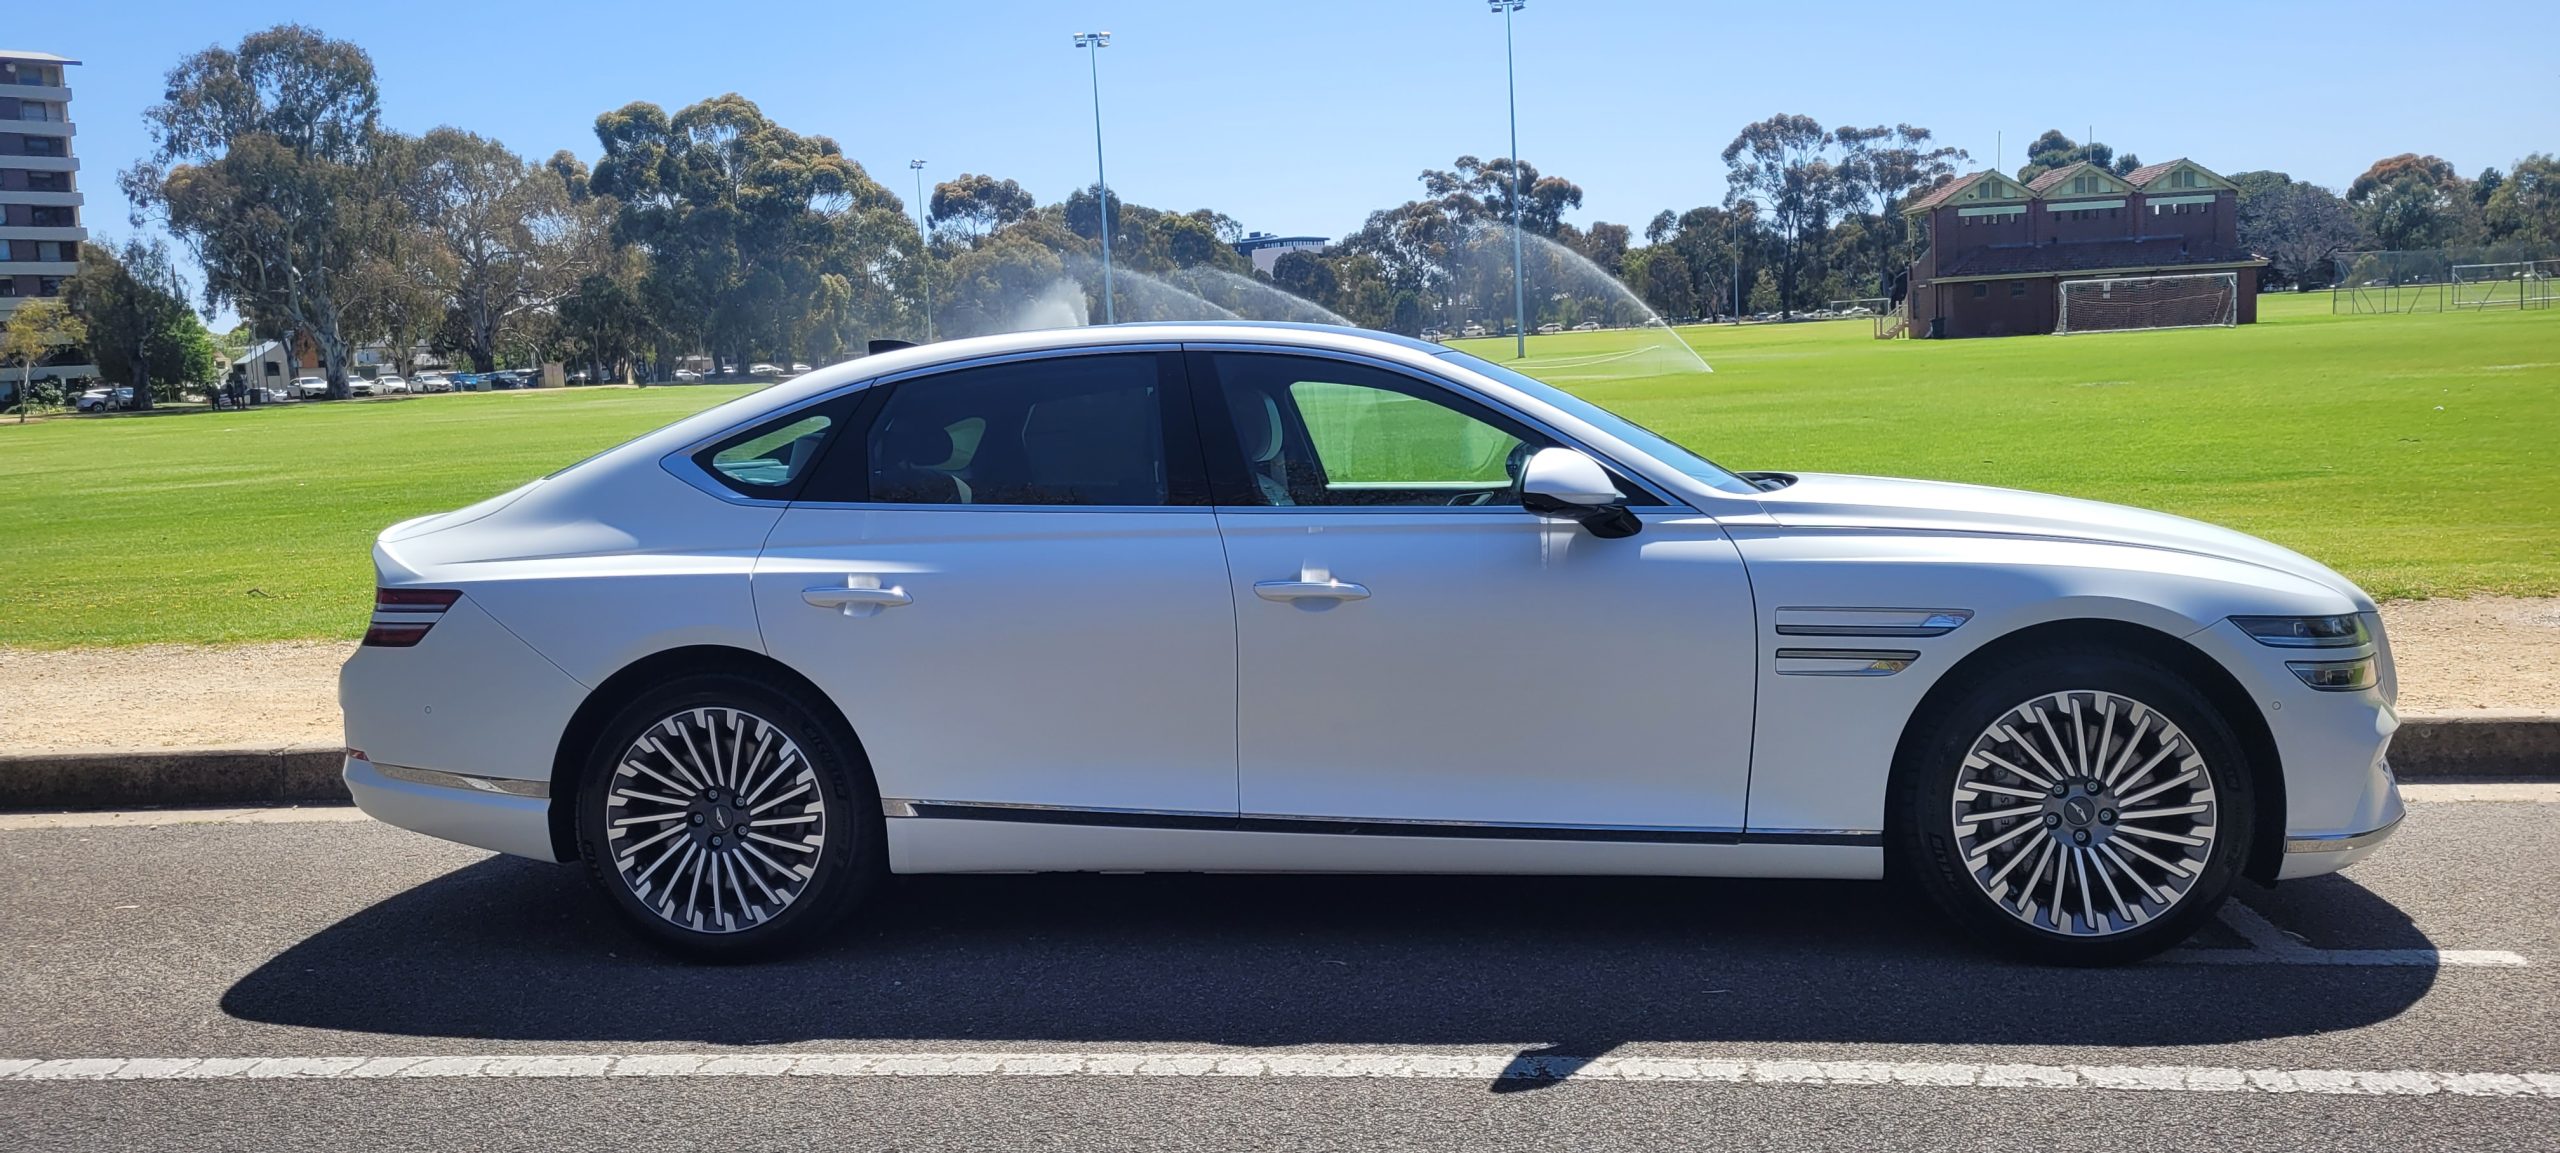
[0, 239, 11, 261]
[29, 206, 72, 226]
[2011, 281, 2028, 297]
[26, 170, 66, 192]
[37, 277, 62, 297]
[1972, 283, 1989, 299]
[21, 135, 64, 157]
[0, 279, 16, 297]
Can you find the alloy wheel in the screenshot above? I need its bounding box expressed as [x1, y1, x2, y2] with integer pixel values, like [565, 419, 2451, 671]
[604, 707, 828, 934]
[1949, 690, 2219, 937]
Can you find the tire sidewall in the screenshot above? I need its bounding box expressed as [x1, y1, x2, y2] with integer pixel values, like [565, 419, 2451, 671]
[575, 672, 881, 961]
[1893, 650, 2256, 966]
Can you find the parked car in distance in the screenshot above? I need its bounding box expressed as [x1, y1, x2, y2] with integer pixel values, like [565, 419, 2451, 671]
[375, 375, 409, 395]
[1536, 323, 1563, 335]
[342, 322, 2403, 966]
[790, 362, 813, 373]
[294, 376, 331, 399]
[349, 378, 377, 397]
[74, 387, 120, 412]
[672, 369, 704, 382]
[414, 373, 452, 393]
[1573, 321, 1602, 331]
[1460, 324, 1487, 337]
[749, 363, 785, 377]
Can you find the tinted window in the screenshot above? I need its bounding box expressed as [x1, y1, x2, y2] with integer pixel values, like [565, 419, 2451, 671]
[1210, 353, 1547, 508]
[865, 355, 1169, 506]
[702, 412, 835, 495]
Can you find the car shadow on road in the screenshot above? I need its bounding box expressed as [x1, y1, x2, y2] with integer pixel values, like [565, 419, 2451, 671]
[221, 857, 2439, 1070]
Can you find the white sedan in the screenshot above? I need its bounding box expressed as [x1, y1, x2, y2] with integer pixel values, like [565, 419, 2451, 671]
[342, 323, 2402, 963]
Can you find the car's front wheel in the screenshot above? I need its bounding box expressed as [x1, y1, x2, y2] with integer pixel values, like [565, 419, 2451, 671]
[1892, 649, 2255, 966]
[574, 672, 881, 961]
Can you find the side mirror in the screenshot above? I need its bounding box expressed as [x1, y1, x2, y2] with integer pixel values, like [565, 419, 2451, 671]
[1519, 447, 1642, 539]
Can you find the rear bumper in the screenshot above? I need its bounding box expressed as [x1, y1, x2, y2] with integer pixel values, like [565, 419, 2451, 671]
[345, 755, 562, 862]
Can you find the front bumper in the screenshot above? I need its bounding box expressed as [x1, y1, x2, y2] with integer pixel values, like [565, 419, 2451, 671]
[2275, 759, 2406, 880]
[345, 755, 562, 862]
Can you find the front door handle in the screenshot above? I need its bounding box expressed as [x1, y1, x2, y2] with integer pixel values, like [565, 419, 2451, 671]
[1253, 578, 1370, 602]
[803, 582, 912, 616]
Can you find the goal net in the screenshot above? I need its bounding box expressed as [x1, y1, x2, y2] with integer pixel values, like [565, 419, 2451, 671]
[2055, 272, 2238, 335]
[2449, 260, 2560, 310]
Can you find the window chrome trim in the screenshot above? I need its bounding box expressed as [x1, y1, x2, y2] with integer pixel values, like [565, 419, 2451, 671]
[1772, 607, 1973, 638]
[659, 343, 1187, 509]
[1177, 340, 1687, 510]
[883, 797, 1882, 847]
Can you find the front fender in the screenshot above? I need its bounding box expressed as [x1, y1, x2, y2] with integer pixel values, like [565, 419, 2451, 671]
[1731, 527, 2358, 836]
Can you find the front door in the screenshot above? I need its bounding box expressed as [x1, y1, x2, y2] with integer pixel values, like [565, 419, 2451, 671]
[1193, 349, 1758, 833]
[752, 350, 1239, 816]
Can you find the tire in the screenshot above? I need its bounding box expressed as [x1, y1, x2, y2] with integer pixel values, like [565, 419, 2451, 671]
[574, 671, 882, 961]
[1890, 647, 2256, 966]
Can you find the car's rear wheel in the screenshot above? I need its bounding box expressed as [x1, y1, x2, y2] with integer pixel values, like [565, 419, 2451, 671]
[1892, 649, 2255, 966]
[574, 673, 881, 961]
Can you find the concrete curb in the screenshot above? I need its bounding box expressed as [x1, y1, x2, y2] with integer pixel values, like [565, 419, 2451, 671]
[1, 714, 2555, 812]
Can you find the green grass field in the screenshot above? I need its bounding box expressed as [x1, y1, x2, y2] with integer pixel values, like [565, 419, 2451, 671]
[2, 292, 2552, 647]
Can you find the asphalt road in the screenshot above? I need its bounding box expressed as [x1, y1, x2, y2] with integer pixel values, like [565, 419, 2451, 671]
[1, 786, 2555, 1151]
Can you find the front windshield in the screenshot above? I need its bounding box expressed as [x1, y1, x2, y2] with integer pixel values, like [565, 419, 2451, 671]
[1434, 349, 1760, 495]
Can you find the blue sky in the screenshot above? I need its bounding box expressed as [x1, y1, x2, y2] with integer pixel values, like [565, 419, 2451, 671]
[22, 0, 2559, 249]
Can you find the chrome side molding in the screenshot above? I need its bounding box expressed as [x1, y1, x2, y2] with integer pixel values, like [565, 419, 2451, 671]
[1773, 607, 1973, 638]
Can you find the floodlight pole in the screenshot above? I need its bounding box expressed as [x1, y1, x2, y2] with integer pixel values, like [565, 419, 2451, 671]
[911, 160, 935, 342]
[1074, 31, 1116, 324]
[1492, 0, 1528, 359]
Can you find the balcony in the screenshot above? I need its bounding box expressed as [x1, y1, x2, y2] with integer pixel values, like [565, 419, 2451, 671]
[0, 225, 86, 242]
[0, 191, 80, 208]
[4, 84, 72, 104]
[0, 155, 76, 173]
[9, 120, 73, 138]
[0, 260, 77, 276]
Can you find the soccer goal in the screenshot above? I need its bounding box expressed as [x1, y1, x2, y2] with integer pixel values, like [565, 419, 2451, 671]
[2449, 260, 2560, 310]
[2054, 271, 2239, 335]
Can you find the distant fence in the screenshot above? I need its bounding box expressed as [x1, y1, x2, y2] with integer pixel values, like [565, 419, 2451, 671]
[2331, 245, 2560, 313]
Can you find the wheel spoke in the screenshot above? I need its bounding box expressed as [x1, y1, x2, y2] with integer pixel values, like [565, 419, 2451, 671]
[2118, 769, 2200, 808]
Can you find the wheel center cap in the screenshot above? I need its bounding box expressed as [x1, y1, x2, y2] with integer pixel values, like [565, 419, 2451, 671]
[2061, 796, 2097, 826]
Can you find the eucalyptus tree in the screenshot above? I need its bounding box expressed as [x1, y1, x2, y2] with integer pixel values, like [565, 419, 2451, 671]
[64, 238, 202, 409]
[400, 128, 588, 373]
[122, 24, 383, 399]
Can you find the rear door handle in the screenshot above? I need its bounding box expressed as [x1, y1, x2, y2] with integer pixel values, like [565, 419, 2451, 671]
[1253, 579, 1370, 602]
[803, 582, 912, 616]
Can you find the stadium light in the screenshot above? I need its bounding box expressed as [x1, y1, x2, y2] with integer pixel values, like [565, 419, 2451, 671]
[1073, 31, 1116, 324]
[1488, 1, 1527, 358]
[910, 160, 934, 342]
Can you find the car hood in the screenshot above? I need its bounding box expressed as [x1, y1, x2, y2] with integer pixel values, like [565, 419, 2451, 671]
[1748, 472, 2374, 610]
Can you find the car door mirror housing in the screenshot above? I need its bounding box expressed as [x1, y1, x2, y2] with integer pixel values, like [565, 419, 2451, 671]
[1519, 447, 1642, 539]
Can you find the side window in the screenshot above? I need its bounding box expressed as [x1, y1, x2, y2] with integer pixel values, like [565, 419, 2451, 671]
[698, 411, 836, 497]
[1209, 353, 1549, 508]
[864, 354, 1171, 506]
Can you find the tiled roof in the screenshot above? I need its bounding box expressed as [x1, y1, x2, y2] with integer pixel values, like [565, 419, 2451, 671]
[2124, 159, 2183, 186]
[1902, 171, 1994, 215]
[1933, 237, 2264, 279]
[2025, 162, 2093, 194]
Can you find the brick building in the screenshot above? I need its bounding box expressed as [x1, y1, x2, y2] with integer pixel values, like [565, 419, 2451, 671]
[1890, 157, 2266, 338]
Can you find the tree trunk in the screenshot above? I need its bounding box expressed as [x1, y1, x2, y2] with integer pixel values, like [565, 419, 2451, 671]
[129, 350, 155, 411]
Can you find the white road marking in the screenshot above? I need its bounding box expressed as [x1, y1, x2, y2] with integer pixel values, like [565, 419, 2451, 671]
[0, 1051, 2553, 1095]
[2157, 902, 2530, 968]
[2398, 782, 2560, 804]
[0, 807, 374, 831]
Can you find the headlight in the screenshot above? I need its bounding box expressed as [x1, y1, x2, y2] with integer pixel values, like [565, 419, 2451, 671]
[2286, 657, 2378, 692]
[2232, 614, 2370, 648]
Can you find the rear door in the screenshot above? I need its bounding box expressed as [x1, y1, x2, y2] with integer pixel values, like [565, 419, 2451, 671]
[750, 349, 1240, 817]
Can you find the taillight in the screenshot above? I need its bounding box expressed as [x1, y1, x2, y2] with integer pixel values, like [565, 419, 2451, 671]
[364, 587, 462, 647]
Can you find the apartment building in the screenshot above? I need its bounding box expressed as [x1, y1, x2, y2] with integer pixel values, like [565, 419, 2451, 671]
[1, 49, 94, 386]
